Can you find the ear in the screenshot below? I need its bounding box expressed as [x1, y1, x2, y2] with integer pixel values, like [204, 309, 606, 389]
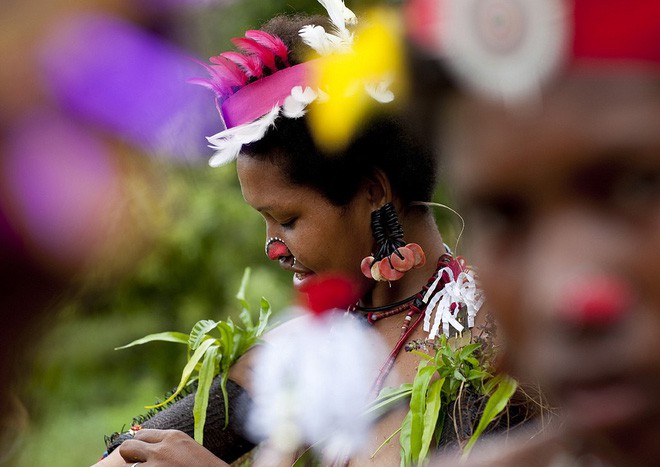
[364, 169, 392, 210]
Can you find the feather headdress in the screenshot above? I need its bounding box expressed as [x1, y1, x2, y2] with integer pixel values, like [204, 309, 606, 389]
[195, 0, 399, 166]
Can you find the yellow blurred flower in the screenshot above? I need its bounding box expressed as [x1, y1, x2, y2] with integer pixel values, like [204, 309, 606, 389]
[307, 7, 407, 153]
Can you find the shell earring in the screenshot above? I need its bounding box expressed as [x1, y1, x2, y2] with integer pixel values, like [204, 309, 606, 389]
[360, 203, 426, 281]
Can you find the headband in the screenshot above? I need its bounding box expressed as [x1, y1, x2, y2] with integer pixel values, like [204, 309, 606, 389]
[404, 0, 660, 102]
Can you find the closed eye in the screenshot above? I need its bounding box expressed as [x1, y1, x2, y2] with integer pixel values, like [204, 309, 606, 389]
[279, 218, 297, 229]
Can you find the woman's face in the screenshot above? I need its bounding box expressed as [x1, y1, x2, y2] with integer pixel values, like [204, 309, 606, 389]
[237, 153, 375, 291]
[447, 73, 660, 451]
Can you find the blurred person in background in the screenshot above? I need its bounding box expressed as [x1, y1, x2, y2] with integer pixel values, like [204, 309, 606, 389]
[0, 0, 222, 464]
[404, 0, 660, 465]
[94, 1, 540, 465]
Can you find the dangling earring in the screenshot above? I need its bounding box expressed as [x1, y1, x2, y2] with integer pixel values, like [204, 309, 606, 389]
[265, 237, 289, 260]
[360, 203, 426, 281]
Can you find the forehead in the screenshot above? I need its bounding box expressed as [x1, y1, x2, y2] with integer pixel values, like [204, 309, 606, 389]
[236, 154, 320, 210]
[447, 72, 660, 197]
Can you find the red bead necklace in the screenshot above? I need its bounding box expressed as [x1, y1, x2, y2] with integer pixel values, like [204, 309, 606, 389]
[352, 254, 456, 397]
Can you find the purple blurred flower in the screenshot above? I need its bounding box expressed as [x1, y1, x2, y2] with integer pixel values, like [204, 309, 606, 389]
[38, 13, 218, 163]
[1, 110, 118, 269]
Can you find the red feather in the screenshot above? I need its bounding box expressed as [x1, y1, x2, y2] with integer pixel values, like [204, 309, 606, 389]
[244, 30, 290, 66]
[189, 60, 233, 96]
[220, 51, 264, 78]
[209, 55, 248, 88]
[231, 37, 277, 71]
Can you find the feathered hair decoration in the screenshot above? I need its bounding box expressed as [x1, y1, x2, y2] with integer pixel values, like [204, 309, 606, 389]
[192, 29, 292, 106]
[300, 0, 357, 55]
[196, 0, 399, 167]
[206, 107, 280, 167]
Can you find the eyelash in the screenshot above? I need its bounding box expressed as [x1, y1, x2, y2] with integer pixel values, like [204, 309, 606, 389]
[279, 218, 296, 229]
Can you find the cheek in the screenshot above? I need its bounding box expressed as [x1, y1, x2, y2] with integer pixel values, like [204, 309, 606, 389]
[473, 240, 538, 371]
[633, 215, 660, 312]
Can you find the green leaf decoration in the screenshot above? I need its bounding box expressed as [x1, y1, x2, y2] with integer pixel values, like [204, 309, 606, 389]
[235, 267, 251, 311]
[114, 331, 189, 350]
[395, 334, 512, 467]
[188, 320, 219, 350]
[408, 364, 436, 463]
[366, 384, 413, 416]
[399, 410, 413, 467]
[146, 338, 216, 409]
[116, 267, 271, 443]
[193, 345, 219, 444]
[419, 377, 444, 462]
[462, 375, 518, 458]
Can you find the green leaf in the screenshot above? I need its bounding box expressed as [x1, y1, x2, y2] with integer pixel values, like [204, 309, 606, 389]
[458, 343, 480, 359]
[453, 369, 466, 382]
[256, 300, 271, 336]
[399, 410, 413, 467]
[146, 338, 216, 409]
[462, 375, 518, 459]
[238, 307, 253, 330]
[482, 373, 505, 394]
[114, 331, 189, 350]
[193, 345, 219, 444]
[366, 384, 413, 416]
[235, 267, 251, 311]
[418, 377, 444, 463]
[409, 364, 436, 463]
[188, 320, 218, 350]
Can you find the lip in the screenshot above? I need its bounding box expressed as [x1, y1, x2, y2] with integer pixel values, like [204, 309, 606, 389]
[292, 269, 315, 290]
[558, 375, 650, 433]
[278, 257, 315, 290]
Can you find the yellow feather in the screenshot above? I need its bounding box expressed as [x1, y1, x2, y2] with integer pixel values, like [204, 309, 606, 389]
[307, 7, 407, 153]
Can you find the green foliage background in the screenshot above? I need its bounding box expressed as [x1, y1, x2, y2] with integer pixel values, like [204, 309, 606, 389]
[10, 1, 460, 465]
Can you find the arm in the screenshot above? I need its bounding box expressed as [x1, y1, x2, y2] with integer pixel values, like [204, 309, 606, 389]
[101, 377, 257, 465]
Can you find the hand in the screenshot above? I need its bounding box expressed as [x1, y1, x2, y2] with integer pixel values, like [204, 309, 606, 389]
[118, 429, 231, 466]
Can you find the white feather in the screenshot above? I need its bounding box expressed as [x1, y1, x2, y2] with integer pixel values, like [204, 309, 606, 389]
[206, 107, 280, 167]
[364, 76, 395, 103]
[282, 86, 318, 118]
[299, 25, 333, 55]
[299, 24, 352, 55]
[318, 0, 356, 32]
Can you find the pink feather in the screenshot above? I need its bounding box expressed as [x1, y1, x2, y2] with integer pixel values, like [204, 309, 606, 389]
[244, 30, 290, 66]
[189, 60, 232, 96]
[190, 56, 247, 99]
[231, 37, 277, 71]
[220, 51, 264, 78]
[209, 55, 249, 88]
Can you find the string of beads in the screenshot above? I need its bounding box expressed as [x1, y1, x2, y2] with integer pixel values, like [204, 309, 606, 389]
[352, 254, 456, 397]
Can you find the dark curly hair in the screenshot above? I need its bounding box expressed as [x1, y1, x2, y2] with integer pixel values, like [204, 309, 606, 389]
[242, 14, 438, 207]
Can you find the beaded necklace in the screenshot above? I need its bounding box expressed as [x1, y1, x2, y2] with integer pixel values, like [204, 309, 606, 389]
[351, 253, 458, 397]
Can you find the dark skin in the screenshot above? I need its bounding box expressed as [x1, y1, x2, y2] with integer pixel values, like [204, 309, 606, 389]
[436, 71, 660, 466]
[96, 154, 449, 466]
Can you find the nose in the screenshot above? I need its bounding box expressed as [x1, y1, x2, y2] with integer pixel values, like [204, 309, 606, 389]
[559, 274, 634, 327]
[265, 237, 290, 261]
[525, 208, 634, 328]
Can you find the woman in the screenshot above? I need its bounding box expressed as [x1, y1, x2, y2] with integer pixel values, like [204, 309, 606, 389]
[96, 3, 522, 465]
[405, 0, 660, 465]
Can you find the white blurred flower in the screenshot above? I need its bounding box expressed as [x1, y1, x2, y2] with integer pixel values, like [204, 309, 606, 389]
[248, 309, 384, 461]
